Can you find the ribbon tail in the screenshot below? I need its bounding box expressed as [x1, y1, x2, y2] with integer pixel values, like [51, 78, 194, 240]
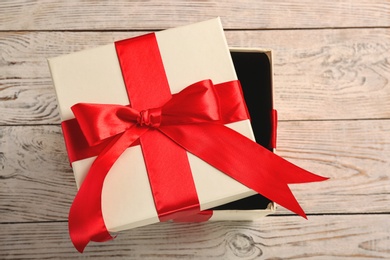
[173, 210, 213, 223]
[273, 156, 329, 184]
[159, 123, 328, 218]
[69, 127, 148, 252]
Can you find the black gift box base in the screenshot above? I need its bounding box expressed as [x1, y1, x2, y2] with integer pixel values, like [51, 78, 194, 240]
[211, 50, 273, 211]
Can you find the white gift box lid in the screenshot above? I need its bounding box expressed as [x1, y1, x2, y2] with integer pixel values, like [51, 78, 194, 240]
[48, 18, 258, 232]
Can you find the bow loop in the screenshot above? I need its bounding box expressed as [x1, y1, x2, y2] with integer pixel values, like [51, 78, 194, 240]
[71, 80, 221, 147]
[71, 104, 138, 146]
[161, 80, 221, 125]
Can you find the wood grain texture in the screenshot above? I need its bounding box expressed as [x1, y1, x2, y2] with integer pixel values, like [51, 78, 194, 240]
[1, 1, 389, 257]
[1, 0, 390, 30]
[1, 28, 389, 125]
[0, 125, 75, 222]
[275, 119, 390, 215]
[1, 119, 389, 222]
[1, 215, 389, 259]
[226, 29, 390, 121]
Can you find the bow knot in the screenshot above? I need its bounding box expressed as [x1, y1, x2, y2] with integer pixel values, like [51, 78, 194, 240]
[137, 108, 162, 128]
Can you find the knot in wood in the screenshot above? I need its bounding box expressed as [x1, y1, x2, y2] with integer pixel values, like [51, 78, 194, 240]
[228, 233, 261, 258]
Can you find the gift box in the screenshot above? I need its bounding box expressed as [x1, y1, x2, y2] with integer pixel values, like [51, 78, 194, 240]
[48, 18, 326, 252]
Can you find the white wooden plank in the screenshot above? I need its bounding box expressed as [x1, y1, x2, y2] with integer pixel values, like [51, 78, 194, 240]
[1, 119, 389, 222]
[226, 29, 390, 121]
[1, 0, 389, 30]
[1, 215, 389, 259]
[1, 29, 389, 125]
[0, 1, 388, 259]
[0, 125, 75, 222]
[275, 119, 390, 215]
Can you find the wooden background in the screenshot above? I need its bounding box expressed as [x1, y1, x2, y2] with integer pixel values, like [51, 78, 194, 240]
[1, 1, 389, 259]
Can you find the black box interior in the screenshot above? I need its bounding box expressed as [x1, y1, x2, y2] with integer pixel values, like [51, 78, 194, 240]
[211, 51, 273, 211]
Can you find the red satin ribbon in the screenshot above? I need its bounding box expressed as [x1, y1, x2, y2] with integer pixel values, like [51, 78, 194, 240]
[62, 81, 249, 164]
[65, 33, 328, 252]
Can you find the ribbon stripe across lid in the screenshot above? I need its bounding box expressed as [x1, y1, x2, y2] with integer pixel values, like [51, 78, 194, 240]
[117, 34, 206, 225]
[65, 33, 328, 253]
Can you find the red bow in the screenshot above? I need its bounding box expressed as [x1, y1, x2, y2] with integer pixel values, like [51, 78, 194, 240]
[68, 79, 328, 252]
[72, 80, 222, 147]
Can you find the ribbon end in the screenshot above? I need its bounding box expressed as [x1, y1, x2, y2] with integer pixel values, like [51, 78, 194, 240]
[285, 166, 330, 184]
[288, 201, 307, 220]
[73, 241, 87, 254]
[305, 174, 329, 183]
[299, 210, 308, 220]
[70, 230, 115, 253]
[69, 226, 89, 253]
[318, 175, 330, 182]
[69, 199, 115, 253]
[172, 210, 213, 223]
